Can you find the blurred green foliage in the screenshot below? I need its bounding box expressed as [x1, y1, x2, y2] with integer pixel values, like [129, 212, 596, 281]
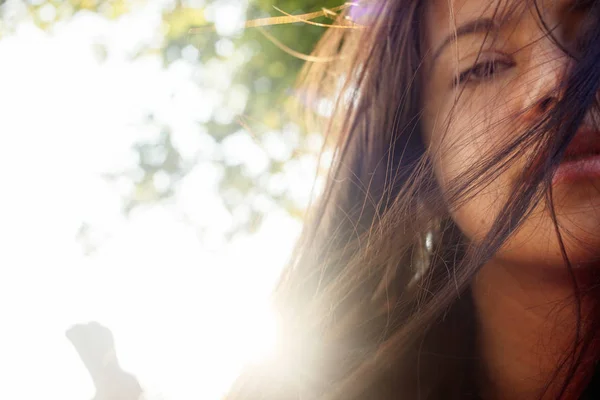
[2, 0, 343, 244]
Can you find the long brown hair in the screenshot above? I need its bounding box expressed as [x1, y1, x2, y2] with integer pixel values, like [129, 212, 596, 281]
[226, 0, 600, 398]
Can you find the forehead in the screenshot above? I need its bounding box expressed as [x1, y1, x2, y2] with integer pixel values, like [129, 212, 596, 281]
[428, 0, 502, 22]
[426, 0, 511, 42]
[427, 0, 588, 68]
[426, 0, 568, 41]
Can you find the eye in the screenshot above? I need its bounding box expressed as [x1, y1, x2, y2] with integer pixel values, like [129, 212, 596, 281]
[455, 58, 515, 86]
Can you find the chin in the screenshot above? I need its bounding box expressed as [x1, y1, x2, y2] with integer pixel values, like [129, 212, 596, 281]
[495, 213, 600, 278]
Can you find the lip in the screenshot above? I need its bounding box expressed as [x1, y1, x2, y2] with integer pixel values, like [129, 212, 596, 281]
[554, 154, 600, 184]
[553, 128, 600, 184]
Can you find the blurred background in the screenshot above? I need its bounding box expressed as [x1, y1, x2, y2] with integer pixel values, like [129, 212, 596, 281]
[0, 0, 340, 398]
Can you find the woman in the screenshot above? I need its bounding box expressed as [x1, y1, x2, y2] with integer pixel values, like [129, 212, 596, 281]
[228, 0, 600, 398]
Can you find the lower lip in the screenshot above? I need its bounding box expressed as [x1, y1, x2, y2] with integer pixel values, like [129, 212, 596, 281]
[553, 154, 600, 184]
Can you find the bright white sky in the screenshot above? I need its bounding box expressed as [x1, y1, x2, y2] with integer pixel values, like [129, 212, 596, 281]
[0, 2, 304, 399]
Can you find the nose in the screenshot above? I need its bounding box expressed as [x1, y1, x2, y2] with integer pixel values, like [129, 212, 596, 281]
[522, 39, 571, 119]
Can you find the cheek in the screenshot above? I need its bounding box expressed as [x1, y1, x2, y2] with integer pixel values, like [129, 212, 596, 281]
[429, 116, 600, 267]
[426, 98, 520, 240]
[423, 77, 600, 267]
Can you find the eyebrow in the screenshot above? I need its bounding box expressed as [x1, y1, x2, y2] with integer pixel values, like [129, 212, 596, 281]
[431, 18, 499, 63]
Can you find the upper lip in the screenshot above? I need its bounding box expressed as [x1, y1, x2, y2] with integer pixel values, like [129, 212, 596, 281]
[561, 127, 600, 162]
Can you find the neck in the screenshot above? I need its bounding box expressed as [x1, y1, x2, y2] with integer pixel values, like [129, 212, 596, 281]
[472, 259, 598, 400]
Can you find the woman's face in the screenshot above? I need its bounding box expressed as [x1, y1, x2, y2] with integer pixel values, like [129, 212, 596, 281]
[422, 0, 600, 269]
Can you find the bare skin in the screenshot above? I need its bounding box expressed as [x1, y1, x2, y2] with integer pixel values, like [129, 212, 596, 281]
[422, 0, 600, 398]
[66, 322, 143, 400]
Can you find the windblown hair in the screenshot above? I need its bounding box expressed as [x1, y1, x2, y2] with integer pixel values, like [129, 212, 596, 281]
[227, 0, 600, 399]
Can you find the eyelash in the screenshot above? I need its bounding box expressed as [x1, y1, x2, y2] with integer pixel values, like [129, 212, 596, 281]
[455, 58, 515, 86]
